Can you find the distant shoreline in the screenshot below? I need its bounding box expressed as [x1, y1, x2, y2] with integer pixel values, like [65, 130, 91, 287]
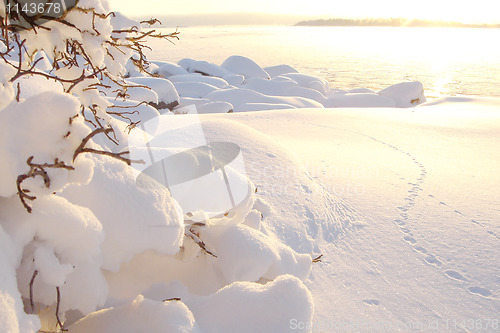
[295, 18, 500, 29]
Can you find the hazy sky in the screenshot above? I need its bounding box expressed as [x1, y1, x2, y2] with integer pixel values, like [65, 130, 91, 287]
[106, 0, 500, 24]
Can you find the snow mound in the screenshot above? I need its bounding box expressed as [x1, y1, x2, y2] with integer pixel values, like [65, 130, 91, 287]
[264, 64, 299, 78]
[0, 92, 92, 198]
[126, 77, 180, 110]
[280, 73, 331, 95]
[14, 75, 64, 101]
[188, 275, 313, 333]
[221, 55, 271, 80]
[205, 87, 323, 111]
[203, 224, 312, 283]
[223, 74, 245, 86]
[106, 98, 161, 124]
[325, 93, 396, 108]
[168, 74, 229, 88]
[173, 81, 220, 98]
[188, 60, 232, 78]
[378, 81, 426, 107]
[69, 295, 200, 333]
[61, 156, 184, 272]
[154, 62, 189, 77]
[197, 101, 234, 114]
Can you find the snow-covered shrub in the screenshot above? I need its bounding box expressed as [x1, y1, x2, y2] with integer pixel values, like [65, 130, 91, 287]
[0, 1, 314, 332]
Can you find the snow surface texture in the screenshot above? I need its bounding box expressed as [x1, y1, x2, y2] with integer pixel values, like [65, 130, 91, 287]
[1, 3, 495, 333]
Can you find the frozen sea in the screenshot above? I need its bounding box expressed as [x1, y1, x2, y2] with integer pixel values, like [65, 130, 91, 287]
[146, 26, 500, 99]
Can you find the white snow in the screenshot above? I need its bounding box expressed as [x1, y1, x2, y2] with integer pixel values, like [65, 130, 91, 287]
[221, 55, 271, 80]
[264, 64, 299, 78]
[154, 62, 189, 77]
[378, 81, 427, 107]
[126, 77, 180, 107]
[2, 4, 498, 332]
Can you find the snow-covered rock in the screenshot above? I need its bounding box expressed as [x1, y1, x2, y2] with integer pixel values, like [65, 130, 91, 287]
[348, 87, 376, 94]
[244, 77, 327, 104]
[153, 62, 189, 78]
[168, 74, 229, 89]
[106, 98, 161, 124]
[205, 87, 323, 112]
[324, 93, 396, 108]
[177, 58, 197, 71]
[280, 73, 330, 95]
[378, 81, 426, 107]
[126, 77, 180, 110]
[223, 74, 245, 86]
[172, 81, 220, 98]
[188, 60, 232, 78]
[264, 64, 299, 78]
[197, 101, 234, 114]
[221, 55, 270, 80]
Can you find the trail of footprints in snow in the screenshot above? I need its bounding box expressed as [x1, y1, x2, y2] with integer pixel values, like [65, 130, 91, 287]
[427, 194, 500, 241]
[367, 136, 497, 300]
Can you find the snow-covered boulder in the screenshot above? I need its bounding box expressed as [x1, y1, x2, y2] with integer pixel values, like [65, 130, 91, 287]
[197, 101, 234, 114]
[172, 82, 220, 98]
[119, 81, 159, 105]
[106, 98, 161, 124]
[264, 64, 299, 78]
[178, 97, 212, 109]
[177, 58, 197, 71]
[168, 74, 229, 89]
[223, 74, 245, 86]
[280, 73, 330, 95]
[188, 60, 232, 78]
[324, 93, 396, 108]
[154, 62, 189, 78]
[378, 81, 427, 107]
[205, 88, 323, 112]
[126, 77, 180, 110]
[349, 87, 375, 94]
[244, 78, 327, 104]
[221, 55, 270, 80]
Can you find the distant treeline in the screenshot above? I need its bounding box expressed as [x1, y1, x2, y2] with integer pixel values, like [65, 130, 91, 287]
[295, 18, 500, 28]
